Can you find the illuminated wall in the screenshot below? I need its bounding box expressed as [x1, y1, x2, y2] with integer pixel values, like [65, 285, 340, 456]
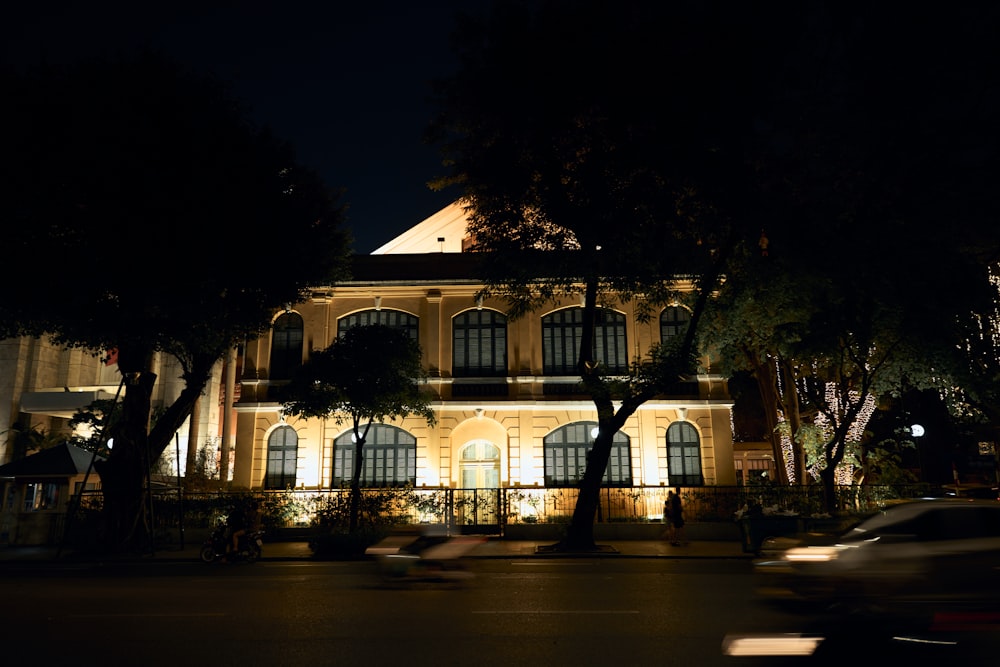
[232, 263, 737, 491]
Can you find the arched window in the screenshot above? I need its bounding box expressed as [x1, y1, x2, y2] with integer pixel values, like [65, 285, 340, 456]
[269, 312, 303, 381]
[660, 306, 691, 342]
[453, 309, 507, 377]
[666, 422, 703, 486]
[544, 421, 631, 487]
[459, 440, 500, 488]
[265, 425, 298, 490]
[541, 307, 627, 375]
[338, 309, 418, 340]
[332, 424, 416, 487]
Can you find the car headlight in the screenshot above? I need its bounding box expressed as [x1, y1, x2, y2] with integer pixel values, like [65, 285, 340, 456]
[782, 545, 847, 562]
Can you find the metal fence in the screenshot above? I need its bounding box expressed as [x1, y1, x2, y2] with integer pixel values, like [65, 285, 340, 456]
[80, 482, 947, 540]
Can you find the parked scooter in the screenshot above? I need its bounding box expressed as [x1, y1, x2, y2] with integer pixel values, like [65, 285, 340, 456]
[200, 523, 265, 564]
[365, 526, 485, 584]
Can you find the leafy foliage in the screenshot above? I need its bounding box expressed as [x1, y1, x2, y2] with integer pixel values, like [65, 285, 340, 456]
[429, 1, 760, 316]
[0, 421, 67, 460]
[426, 1, 775, 548]
[280, 324, 435, 427]
[693, 3, 1000, 506]
[66, 398, 122, 456]
[0, 52, 352, 549]
[947, 269, 1000, 431]
[431, 2, 1000, 526]
[280, 324, 436, 532]
[0, 53, 351, 364]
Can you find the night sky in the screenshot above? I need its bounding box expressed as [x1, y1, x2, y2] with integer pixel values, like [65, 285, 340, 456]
[3, 1, 486, 253]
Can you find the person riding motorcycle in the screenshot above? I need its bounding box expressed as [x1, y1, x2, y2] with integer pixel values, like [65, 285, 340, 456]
[226, 499, 261, 559]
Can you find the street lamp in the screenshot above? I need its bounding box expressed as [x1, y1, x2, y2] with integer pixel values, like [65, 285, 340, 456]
[911, 424, 925, 481]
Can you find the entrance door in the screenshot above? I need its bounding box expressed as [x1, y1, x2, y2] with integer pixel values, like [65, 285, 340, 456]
[456, 440, 500, 533]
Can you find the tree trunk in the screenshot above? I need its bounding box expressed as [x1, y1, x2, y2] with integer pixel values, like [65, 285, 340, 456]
[349, 437, 365, 533]
[93, 348, 213, 552]
[778, 358, 808, 485]
[560, 276, 604, 549]
[559, 239, 727, 551]
[563, 427, 612, 550]
[819, 462, 837, 515]
[147, 352, 218, 465]
[749, 353, 790, 485]
[94, 366, 157, 552]
[185, 396, 201, 480]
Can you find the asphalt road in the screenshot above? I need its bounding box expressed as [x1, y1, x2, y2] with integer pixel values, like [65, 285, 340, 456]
[2, 557, 995, 666]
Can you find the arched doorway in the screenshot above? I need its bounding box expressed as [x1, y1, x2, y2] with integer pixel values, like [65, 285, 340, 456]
[456, 440, 501, 534]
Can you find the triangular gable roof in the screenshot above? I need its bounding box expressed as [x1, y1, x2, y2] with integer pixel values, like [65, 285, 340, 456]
[0, 443, 103, 478]
[370, 200, 471, 255]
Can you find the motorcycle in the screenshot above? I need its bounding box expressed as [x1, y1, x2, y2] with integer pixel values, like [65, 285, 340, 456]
[365, 528, 485, 584]
[200, 523, 265, 564]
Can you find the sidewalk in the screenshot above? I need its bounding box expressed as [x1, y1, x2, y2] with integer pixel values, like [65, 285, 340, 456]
[0, 537, 752, 564]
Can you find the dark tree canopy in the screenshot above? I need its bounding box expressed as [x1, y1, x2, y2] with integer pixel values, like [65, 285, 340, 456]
[0, 52, 351, 367]
[429, 0, 777, 314]
[0, 52, 352, 549]
[427, 0, 779, 549]
[430, 0, 1000, 532]
[280, 324, 435, 427]
[697, 2, 1000, 501]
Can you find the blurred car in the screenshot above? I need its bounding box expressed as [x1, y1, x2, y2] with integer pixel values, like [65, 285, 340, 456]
[753, 498, 1000, 621]
[941, 483, 999, 499]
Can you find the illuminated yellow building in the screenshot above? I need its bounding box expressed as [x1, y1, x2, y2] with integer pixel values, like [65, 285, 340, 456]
[231, 203, 738, 496]
[0, 202, 746, 536]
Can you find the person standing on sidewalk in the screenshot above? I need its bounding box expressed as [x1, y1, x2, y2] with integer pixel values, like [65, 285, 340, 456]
[666, 488, 686, 546]
[661, 496, 673, 539]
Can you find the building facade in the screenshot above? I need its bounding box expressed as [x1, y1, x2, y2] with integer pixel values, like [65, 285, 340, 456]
[231, 203, 739, 497]
[0, 339, 225, 467]
[1, 203, 754, 529]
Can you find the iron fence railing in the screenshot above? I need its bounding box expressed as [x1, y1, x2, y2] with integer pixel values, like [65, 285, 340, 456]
[65, 482, 949, 541]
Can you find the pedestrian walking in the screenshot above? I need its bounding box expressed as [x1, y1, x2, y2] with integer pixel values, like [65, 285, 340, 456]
[666, 488, 686, 546]
[661, 496, 673, 540]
